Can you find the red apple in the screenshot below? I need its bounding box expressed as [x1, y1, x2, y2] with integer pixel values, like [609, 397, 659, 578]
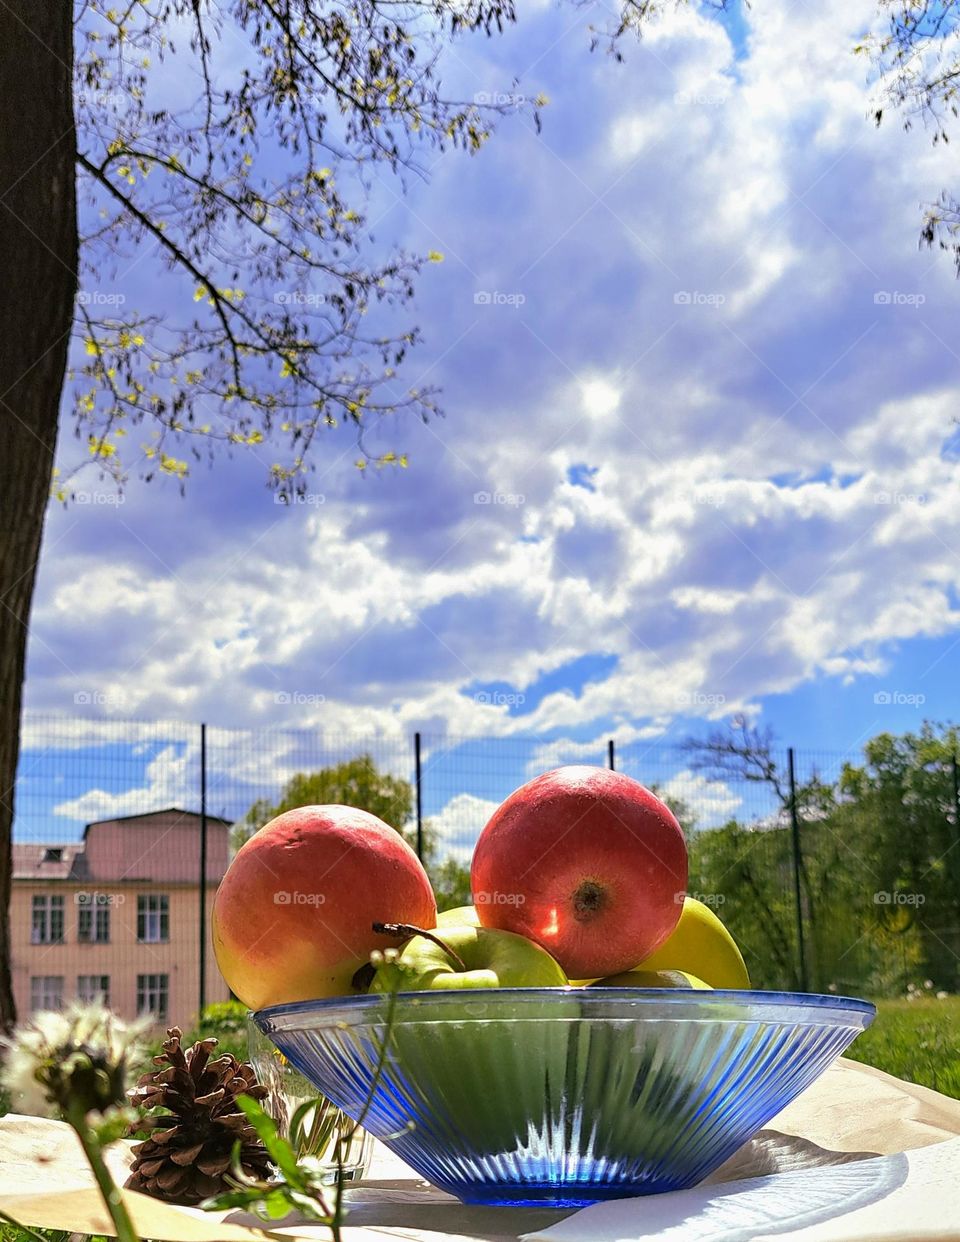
[471, 766, 687, 979]
[213, 805, 436, 1009]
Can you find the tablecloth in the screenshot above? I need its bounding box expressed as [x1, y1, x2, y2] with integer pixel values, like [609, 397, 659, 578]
[2, 1058, 959, 1242]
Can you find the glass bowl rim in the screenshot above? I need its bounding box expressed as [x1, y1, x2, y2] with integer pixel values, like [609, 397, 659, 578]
[255, 987, 876, 1029]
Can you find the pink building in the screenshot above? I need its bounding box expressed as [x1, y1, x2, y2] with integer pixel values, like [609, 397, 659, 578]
[11, 808, 232, 1023]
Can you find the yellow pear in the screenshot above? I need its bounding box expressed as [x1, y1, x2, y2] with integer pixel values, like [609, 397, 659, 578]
[631, 896, 750, 989]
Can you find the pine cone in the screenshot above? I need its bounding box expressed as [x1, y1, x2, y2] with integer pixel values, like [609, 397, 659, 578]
[125, 1027, 273, 1205]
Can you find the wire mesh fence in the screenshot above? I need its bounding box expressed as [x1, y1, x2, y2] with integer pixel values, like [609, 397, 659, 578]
[11, 714, 960, 1024]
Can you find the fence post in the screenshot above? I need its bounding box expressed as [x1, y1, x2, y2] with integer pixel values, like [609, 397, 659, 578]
[198, 722, 208, 1017]
[787, 747, 809, 992]
[415, 731, 424, 860]
[608, 739, 615, 771]
[952, 754, 960, 886]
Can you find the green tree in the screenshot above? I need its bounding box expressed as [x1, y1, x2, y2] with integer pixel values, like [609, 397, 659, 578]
[235, 753, 472, 910]
[685, 719, 960, 995]
[683, 718, 869, 992]
[236, 754, 415, 850]
[836, 725, 960, 990]
[431, 857, 473, 911]
[687, 819, 801, 989]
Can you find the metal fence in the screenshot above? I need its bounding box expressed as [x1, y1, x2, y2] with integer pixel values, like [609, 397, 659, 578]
[10, 715, 960, 1023]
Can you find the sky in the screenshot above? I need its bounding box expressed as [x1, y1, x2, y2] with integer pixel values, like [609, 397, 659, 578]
[16, 0, 960, 853]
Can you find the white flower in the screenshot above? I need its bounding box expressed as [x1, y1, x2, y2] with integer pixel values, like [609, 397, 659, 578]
[1, 1001, 148, 1118]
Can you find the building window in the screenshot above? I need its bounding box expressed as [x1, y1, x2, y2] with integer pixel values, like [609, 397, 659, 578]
[137, 895, 169, 943]
[31, 895, 65, 945]
[136, 973, 169, 1021]
[42, 847, 63, 863]
[78, 903, 111, 943]
[30, 976, 64, 1012]
[77, 975, 110, 1005]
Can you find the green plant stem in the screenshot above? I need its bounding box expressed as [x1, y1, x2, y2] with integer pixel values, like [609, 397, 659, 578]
[65, 1101, 140, 1242]
[0, 1208, 53, 1242]
[329, 987, 399, 1242]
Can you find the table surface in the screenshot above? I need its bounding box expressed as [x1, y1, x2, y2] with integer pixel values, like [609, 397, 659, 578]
[2, 1058, 960, 1242]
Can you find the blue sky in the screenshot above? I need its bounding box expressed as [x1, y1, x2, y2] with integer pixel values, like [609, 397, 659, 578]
[16, 0, 960, 854]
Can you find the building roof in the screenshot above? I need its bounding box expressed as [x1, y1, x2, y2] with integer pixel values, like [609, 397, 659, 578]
[12, 843, 90, 882]
[15, 809, 233, 883]
[83, 806, 233, 836]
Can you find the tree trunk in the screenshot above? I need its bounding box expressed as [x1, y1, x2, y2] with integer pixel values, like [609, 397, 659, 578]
[0, 3, 78, 1030]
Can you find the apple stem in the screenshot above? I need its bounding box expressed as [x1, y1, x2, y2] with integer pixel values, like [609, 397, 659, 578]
[372, 921, 469, 972]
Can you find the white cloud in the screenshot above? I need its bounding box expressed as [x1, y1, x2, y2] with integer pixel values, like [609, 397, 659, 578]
[524, 723, 669, 778]
[53, 745, 196, 823]
[579, 377, 621, 419]
[430, 793, 500, 864]
[24, 0, 960, 817]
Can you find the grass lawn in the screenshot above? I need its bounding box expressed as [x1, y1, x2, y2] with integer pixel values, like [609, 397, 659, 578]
[845, 996, 960, 1100]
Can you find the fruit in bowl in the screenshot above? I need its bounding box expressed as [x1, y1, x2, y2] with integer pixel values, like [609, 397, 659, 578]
[437, 904, 479, 927]
[370, 924, 567, 992]
[212, 805, 436, 1009]
[367, 925, 574, 1155]
[594, 967, 711, 989]
[218, 767, 877, 1208]
[471, 766, 688, 979]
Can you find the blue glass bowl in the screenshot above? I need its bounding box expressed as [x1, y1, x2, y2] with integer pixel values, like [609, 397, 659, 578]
[254, 988, 875, 1208]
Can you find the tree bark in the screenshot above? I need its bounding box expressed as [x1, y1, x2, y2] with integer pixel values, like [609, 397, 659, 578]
[0, 2, 78, 1030]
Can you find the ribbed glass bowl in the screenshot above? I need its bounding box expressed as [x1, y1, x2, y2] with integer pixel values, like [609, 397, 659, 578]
[254, 988, 875, 1208]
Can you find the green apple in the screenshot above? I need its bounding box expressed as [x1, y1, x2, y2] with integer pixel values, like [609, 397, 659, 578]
[592, 968, 712, 989]
[370, 923, 567, 992]
[436, 904, 479, 927]
[369, 923, 572, 1155]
